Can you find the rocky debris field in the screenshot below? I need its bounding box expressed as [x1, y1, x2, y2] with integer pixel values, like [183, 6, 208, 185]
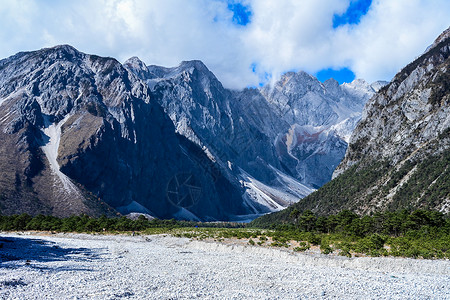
[0, 232, 449, 299]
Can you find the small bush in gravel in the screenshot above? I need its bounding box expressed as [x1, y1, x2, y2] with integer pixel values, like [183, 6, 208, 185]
[270, 241, 288, 248]
[339, 248, 351, 257]
[294, 241, 310, 252]
[259, 236, 267, 241]
[320, 244, 333, 254]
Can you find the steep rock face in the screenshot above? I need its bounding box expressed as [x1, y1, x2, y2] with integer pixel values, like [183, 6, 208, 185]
[0, 45, 248, 220]
[0, 44, 379, 220]
[327, 28, 450, 213]
[260, 73, 382, 130]
[259, 72, 385, 187]
[274, 125, 347, 188]
[336, 38, 449, 173]
[125, 58, 312, 214]
[255, 27, 449, 219]
[126, 57, 379, 211]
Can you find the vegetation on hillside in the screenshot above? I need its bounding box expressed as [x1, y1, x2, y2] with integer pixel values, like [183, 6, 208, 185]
[252, 160, 392, 221]
[390, 149, 450, 210]
[253, 146, 449, 223]
[1, 209, 449, 259]
[249, 209, 450, 259]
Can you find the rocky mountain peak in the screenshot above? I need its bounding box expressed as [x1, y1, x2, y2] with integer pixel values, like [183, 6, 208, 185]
[275, 70, 322, 93]
[323, 78, 339, 89]
[178, 60, 209, 72]
[430, 26, 450, 49]
[48, 44, 79, 53]
[126, 58, 220, 87]
[0, 41, 391, 221]
[343, 78, 369, 89]
[257, 27, 450, 218]
[37, 44, 86, 64]
[124, 56, 152, 79]
[124, 56, 147, 71]
[26, 44, 79, 58]
[169, 60, 221, 89]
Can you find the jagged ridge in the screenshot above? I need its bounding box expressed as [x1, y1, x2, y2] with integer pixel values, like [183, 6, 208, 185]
[253, 27, 450, 225]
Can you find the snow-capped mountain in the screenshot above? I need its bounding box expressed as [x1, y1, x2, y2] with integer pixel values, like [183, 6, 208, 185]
[125, 57, 314, 216]
[0, 46, 251, 220]
[126, 57, 381, 199]
[257, 71, 386, 187]
[256, 26, 449, 219]
[0, 45, 377, 220]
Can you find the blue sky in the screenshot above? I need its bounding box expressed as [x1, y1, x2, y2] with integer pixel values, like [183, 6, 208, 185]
[0, 0, 448, 89]
[226, 0, 365, 84]
[227, 2, 252, 26]
[325, 0, 373, 83]
[316, 68, 355, 84]
[227, 0, 366, 84]
[227, 0, 362, 83]
[333, 0, 372, 28]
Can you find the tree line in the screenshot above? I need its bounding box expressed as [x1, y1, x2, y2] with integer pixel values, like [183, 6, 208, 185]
[264, 209, 449, 237]
[0, 214, 244, 232]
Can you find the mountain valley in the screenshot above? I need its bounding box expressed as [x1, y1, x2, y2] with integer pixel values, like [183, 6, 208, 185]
[0, 28, 448, 221]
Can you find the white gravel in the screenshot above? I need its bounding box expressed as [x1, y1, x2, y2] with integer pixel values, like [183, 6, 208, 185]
[0, 232, 449, 299]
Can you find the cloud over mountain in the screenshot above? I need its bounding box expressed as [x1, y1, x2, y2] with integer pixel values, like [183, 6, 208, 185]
[0, 0, 448, 89]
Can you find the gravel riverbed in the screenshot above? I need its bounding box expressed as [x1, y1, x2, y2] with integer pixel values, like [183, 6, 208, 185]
[0, 232, 449, 299]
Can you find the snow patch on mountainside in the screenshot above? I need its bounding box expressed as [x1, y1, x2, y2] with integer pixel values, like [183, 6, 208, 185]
[41, 115, 82, 196]
[329, 116, 361, 143]
[116, 201, 155, 216]
[239, 168, 314, 214]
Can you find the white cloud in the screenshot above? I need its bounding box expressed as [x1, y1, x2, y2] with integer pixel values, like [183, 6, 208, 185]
[338, 0, 450, 82]
[0, 0, 448, 89]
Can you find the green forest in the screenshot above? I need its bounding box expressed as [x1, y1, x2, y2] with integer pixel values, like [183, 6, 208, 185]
[1, 209, 449, 259]
[250, 209, 450, 259]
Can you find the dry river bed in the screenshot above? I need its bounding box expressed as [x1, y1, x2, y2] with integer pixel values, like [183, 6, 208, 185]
[0, 232, 449, 299]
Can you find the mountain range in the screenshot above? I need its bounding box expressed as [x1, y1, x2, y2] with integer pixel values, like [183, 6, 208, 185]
[252, 26, 449, 226]
[0, 43, 383, 220]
